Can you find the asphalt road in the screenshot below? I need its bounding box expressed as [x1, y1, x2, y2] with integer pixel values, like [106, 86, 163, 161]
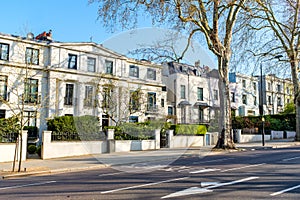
[0, 146, 300, 200]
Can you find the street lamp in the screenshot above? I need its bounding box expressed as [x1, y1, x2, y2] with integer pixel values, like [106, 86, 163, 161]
[259, 55, 283, 147]
[259, 63, 265, 146]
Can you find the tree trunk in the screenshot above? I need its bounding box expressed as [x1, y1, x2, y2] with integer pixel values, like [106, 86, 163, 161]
[290, 59, 300, 141]
[214, 55, 236, 149]
[296, 98, 300, 141]
[17, 131, 23, 172]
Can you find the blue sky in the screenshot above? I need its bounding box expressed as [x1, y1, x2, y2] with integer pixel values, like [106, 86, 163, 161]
[0, 0, 116, 43]
[0, 0, 216, 67]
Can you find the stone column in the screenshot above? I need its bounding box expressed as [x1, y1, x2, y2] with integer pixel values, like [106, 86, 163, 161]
[166, 130, 174, 148]
[20, 130, 28, 161]
[107, 129, 115, 153]
[154, 129, 160, 149]
[42, 131, 52, 159]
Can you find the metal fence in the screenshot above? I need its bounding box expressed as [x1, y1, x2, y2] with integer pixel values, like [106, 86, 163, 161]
[0, 132, 18, 143]
[51, 131, 107, 141]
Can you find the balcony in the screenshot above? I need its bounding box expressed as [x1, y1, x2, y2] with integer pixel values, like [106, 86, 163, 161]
[64, 97, 77, 106]
[146, 104, 158, 113]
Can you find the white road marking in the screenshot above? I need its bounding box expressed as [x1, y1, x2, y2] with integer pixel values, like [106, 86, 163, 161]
[161, 176, 259, 199]
[193, 158, 234, 164]
[282, 156, 300, 161]
[206, 176, 259, 189]
[101, 177, 189, 194]
[0, 181, 56, 190]
[270, 185, 300, 196]
[99, 165, 167, 177]
[200, 182, 219, 187]
[190, 168, 220, 174]
[221, 163, 265, 172]
[161, 187, 213, 199]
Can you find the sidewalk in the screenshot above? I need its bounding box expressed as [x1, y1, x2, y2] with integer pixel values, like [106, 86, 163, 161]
[1, 139, 300, 179]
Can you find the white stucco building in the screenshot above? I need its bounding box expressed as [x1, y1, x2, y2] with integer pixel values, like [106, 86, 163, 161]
[0, 31, 167, 140]
[162, 62, 220, 125]
[229, 72, 260, 116]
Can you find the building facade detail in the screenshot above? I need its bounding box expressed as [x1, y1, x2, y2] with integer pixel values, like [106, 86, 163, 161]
[0, 31, 296, 141]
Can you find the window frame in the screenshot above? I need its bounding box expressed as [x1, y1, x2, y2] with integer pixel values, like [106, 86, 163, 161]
[197, 87, 203, 101]
[231, 92, 235, 102]
[213, 89, 218, 100]
[129, 90, 141, 111]
[23, 111, 37, 126]
[147, 92, 157, 111]
[242, 94, 247, 105]
[0, 75, 8, 101]
[242, 79, 246, 88]
[84, 85, 93, 107]
[0, 43, 9, 61]
[87, 57, 96, 72]
[64, 84, 74, 105]
[147, 68, 156, 80]
[68, 54, 78, 69]
[180, 85, 186, 99]
[105, 60, 113, 75]
[24, 78, 39, 104]
[26, 47, 39, 65]
[129, 65, 139, 78]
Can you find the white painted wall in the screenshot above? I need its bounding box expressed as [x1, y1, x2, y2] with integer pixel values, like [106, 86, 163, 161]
[114, 140, 156, 152]
[271, 131, 284, 139]
[239, 134, 271, 143]
[286, 131, 296, 139]
[41, 131, 107, 159]
[0, 131, 27, 163]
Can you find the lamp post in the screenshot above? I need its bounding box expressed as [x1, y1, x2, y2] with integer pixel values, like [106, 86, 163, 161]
[259, 63, 265, 146]
[259, 55, 283, 147]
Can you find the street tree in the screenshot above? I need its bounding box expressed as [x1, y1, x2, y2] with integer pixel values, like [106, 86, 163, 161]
[0, 36, 48, 172]
[245, 0, 300, 140]
[90, 0, 250, 149]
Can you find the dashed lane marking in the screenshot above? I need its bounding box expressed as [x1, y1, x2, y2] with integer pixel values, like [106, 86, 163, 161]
[270, 184, 300, 196]
[101, 177, 189, 194]
[190, 168, 220, 174]
[193, 158, 234, 164]
[282, 156, 300, 161]
[221, 163, 265, 172]
[0, 181, 56, 190]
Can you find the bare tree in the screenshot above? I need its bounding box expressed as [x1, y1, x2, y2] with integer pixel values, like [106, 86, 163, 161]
[90, 0, 251, 149]
[0, 36, 48, 172]
[243, 0, 300, 140]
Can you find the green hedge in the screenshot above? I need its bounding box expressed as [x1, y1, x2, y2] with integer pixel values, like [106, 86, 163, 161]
[47, 115, 105, 141]
[106, 120, 167, 140]
[170, 124, 207, 135]
[233, 114, 295, 131]
[0, 117, 20, 143]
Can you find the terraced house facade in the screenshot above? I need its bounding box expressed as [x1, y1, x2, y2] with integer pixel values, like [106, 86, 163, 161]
[0, 31, 167, 139]
[0, 30, 295, 141]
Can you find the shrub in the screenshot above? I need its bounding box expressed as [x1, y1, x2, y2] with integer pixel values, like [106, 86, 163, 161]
[106, 121, 164, 140]
[170, 124, 207, 135]
[27, 145, 37, 154]
[233, 114, 296, 131]
[36, 145, 41, 157]
[47, 115, 105, 141]
[0, 117, 19, 143]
